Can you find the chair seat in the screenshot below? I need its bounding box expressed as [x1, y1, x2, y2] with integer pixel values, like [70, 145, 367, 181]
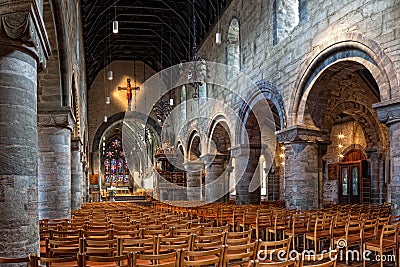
[305, 230, 330, 239]
[365, 239, 396, 250]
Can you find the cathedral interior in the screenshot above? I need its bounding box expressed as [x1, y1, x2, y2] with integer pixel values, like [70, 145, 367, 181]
[0, 0, 400, 265]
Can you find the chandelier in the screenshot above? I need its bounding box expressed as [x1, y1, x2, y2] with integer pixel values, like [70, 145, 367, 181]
[179, 0, 210, 99]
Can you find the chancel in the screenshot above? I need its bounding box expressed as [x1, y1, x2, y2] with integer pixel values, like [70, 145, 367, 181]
[0, 0, 399, 266]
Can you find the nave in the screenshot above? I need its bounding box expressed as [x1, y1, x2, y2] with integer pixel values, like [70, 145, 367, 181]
[2, 201, 398, 267]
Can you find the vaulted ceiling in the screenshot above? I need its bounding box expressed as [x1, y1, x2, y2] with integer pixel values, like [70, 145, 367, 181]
[82, 0, 232, 87]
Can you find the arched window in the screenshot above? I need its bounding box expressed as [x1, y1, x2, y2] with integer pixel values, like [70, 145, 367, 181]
[180, 85, 187, 120]
[227, 18, 240, 78]
[272, 0, 300, 45]
[103, 139, 130, 184]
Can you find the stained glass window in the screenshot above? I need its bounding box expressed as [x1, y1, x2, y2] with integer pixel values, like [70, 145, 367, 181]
[103, 139, 130, 184]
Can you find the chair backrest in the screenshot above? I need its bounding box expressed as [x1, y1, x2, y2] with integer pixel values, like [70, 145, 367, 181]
[224, 240, 258, 267]
[257, 237, 292, 262]
[192, 232, 226, 251]
[119, 236, 155, 255]
[380, 223, 398, 245]
[252, 257, 299, 267]
[133, 251, 179, 267]
[299, 250, 338, 267]
[82, 252, 133, 267]
[0, 254, 36, 266]
[179, 246, 226, 267]
[156, 234, 194, 254]
[225, 228, 252, 245]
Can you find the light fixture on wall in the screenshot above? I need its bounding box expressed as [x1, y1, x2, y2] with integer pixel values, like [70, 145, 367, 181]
[215, 0, 221, 44]
[338, 115, 345, 160]
[279, 144, 285, 166]
[112, 3, 118, 33]
[106, 96, 110, 104]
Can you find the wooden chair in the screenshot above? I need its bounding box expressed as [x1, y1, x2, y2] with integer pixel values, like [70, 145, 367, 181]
[179, 246, 226, 267]
[363, 223, 398, 267]
[32, 254, 81, 267]
[249, 257, 299, 267]
[268, 212, 290, 242]
[119, 236, 156, 255]
[81, 237, 119, 256]
[225, 229, 252, 246]
[285, 213, 309, 251]
[224, 240, 258, 267]
[256, 209, 273, 241]
[81, 252, 133, 267]
[257, 237, 292, 263]
[192, 232, 226, 251]
[305, 217, 332, 253]
[332, 219, 363, 264]
[132, 251, 179, 267]
[299, 249, 337, 267]
[45, 237, 83, 258]
[156, 235, 193, 254]
[0, 254, 36, 266]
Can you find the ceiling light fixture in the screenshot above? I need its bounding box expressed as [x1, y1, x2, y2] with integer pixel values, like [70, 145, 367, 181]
[112, 3, 118, 33]
[215, 0, 221, 44]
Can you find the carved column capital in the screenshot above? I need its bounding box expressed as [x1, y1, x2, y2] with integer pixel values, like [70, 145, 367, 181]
[38, 107, 74, 131]
[373, 99, 400, 126]
[0, 0, 51, 70]
[276, 125, 329, 144]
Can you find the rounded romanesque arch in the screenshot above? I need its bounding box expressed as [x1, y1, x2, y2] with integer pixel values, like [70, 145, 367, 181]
[289, 33, 399, 126]
[187, 130, 202, 161]
[92, 112, 161, 153]
[326, 101, 386, 154]
[206, 114, 232, 155]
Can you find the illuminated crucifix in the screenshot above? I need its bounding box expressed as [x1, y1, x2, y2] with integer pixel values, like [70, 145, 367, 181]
[118, 78, 140, 110]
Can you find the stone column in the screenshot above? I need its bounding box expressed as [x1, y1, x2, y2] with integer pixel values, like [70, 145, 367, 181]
[38, 108, 74, 219]
[366, 150, 381, 204]
[232, 145, 261, 205]
[277, 126, 328, 210]
[375, 100, 400, 215]
[183, 160, 203, 201]
[202, 154, 228, 203]
[71, 138, 83, 210]
[0, 2, 50, 257]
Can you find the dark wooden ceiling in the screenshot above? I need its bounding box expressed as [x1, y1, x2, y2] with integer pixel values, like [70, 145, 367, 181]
[82, 0, 232, 87]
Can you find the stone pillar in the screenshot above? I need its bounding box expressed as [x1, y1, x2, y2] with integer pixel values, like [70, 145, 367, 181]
[183, 161, 203, 201]
[366, 150, 381, 204]
[375, 100, 400, 215]
[202, 154, 228, 203]
[232, 145, 261, 205]
[0, 2, 50, 257]
[277, 126, 328, 210]
[38, 108, 74, 219]
[71, 138, 83, 210]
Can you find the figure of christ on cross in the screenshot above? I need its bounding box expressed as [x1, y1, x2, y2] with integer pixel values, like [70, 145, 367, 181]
[118, 78, 140, 110]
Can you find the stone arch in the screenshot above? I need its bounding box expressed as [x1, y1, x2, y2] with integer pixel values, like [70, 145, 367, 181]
[206, 114, 232, 155]
[176, 140, 186, 160]
[290, 33, 399, 126]
[187, 130, 202, 161]
[342, 144, 367, 160]
[237, 80, 285, 146]
[92, 112, 161, 153]
[206, 114, 232, 154]
[327, 101, 384, 153]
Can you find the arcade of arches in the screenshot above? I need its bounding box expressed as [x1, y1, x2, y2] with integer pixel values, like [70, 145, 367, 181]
[0, 0, 400, 258]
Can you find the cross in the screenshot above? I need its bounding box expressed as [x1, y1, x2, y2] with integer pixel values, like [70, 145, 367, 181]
[118, 78, 140, 110]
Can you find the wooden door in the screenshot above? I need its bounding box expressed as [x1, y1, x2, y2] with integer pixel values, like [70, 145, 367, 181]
[339, 162, 361, 204]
